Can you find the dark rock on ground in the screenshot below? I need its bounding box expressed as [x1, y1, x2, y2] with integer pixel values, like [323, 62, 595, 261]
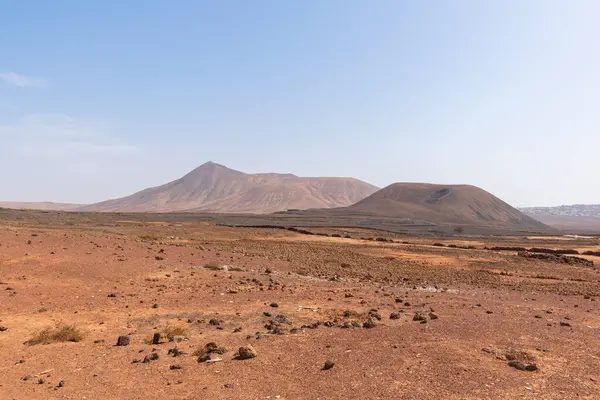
[413, 312, 427, 322]
[236, 345, 258, 360]
[322, 360, 335, 370]
[152, 332, 161, 344]
[168, 347, 184, 357]
[363, 318, 376, 328]
[116, 335, 130, 346]
[143, 352, 160, 363]
[508, 360, 537, 371]
[169, 364, 183, 370]
[390, 312, 401, 320]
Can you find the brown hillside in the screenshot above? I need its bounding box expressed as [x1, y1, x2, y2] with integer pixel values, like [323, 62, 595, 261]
[80, 162, 379, 213]
[347, 183, 550, 230]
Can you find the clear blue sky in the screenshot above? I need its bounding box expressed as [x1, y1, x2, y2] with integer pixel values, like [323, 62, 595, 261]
[1, 1, 599, 207]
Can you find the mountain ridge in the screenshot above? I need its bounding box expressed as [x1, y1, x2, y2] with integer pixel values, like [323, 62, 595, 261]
[80, 162, 380, 213]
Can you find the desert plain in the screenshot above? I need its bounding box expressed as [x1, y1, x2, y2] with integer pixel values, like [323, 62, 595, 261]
[0, 209, 599, 400]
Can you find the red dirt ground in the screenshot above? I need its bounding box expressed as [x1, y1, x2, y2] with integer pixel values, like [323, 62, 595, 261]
[0, 216, 599, 399]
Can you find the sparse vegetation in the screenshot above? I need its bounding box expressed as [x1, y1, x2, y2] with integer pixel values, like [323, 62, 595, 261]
[26, 323, 84, 345]
[162, 324, 189, 339]
[139, 234, 158, 241]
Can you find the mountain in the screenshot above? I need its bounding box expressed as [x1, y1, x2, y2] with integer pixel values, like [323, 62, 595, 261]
[0, 202, 82, 211]
[80, 162, 379, 213]
[345, 183, 550, 230]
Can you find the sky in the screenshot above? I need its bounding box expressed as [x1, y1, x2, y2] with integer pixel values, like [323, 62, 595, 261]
[1, 1, 599, 207]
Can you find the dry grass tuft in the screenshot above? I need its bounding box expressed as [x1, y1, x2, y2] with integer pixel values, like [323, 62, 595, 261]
[162, 324, 189, 338]
[26, 324, 85, 345]
[139, 234, 158, 241]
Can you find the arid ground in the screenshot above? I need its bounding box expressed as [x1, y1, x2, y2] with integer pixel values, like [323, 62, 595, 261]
[1, 211, 599, 399]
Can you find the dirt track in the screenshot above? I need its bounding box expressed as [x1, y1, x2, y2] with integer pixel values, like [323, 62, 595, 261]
[0, 214, 599, 399]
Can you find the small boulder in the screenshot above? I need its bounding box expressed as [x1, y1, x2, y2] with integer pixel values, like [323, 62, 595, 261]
[412, 312, 427, 322]
[363, 318, 376, 329]
[389, 312, 401, 320]
[152, 332, 161, 345]
[322, 360, 335, 370]
[143, 352, 160, 363]
[236, 345, 258, 360]
[116, 335, 130, 346]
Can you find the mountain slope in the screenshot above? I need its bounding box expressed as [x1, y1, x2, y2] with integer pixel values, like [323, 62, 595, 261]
[80, 162, 379, 213]
[346, 183, 550, 230]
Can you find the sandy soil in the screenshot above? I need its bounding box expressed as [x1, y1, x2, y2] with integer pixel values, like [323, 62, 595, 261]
[1, 217, 599, 399]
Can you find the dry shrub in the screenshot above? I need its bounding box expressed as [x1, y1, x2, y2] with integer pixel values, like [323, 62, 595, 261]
[26, 323, 84, 345]
[162, 324, 189, 338]
[139, 234, 158, 241]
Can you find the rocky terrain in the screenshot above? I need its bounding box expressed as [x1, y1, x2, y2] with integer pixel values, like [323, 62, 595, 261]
[0, 210, 599, 399]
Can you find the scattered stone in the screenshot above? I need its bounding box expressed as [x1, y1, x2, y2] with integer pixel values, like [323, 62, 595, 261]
[525, 364, 538, 371]
[322, 360, 335, 370]
[168, 347, 184, 357]
[57, 380, 65, 388]
[116, 335, 130, 346]
[23, 375, 32, 381]
[0, 326, 8, 332]
[395, 298, 403, 303]
[508, 360, 526, 370]
[390, 312, 402, 320]
[428, 312, 438, 320]
[224, 383, 235, 389]
[209, 319, 221, 326]
[197, 353, 211, 363]
[508, 360, 537, 371]
[107, 293, 118, 298]
[94, 339, 105, 344]
[236, 345, 258, 360]
[560, 321, 571, 327]
[413, 312, 427, 322]
[143, 352, 160, 363]
[369, 311, 382, 321]
[152, 303, 159, 309]
[152, 332, 161, 345]
[233, 327, 242, 333]
[363, 318, 376, 329]
[270, 303, 279, 308]
[38, 378, 45, 384]
[204, 342, 227, 354]
[263, 311, 272, 317]
[169, 364, 183, 370]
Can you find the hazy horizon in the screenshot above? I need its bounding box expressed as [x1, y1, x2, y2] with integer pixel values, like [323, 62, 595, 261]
[2, 1, 599, 207]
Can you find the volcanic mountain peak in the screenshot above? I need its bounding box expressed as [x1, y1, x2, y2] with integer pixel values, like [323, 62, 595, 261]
[348, 182, 550, 230]
[80, 162, 379, 213]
